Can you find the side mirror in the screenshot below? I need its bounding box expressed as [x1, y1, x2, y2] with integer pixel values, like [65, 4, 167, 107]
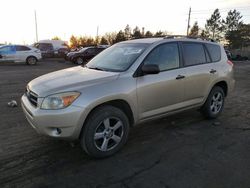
[0, 54, 2, 59]
[141, 64, 160, 75]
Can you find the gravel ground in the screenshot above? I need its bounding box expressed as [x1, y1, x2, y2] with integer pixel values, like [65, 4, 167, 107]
[0, 60, 250, 188]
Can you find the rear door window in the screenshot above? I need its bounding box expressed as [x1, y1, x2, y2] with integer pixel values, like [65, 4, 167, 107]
[182, 43, 206, 66]
[16, 46, 31, 51]
[205, 44, 221, 62]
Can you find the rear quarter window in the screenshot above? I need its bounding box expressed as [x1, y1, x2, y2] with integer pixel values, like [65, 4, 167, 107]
[205, 44, 221, 62]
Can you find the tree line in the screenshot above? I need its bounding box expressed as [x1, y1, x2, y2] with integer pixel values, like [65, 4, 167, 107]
[189, 9, 250, 49]
[63, 9, 249, 49]
[68, 25, 170, 48]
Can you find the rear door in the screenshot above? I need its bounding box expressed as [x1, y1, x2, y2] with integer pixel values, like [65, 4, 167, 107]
[136, 42, 185, 120]
[15, 45, 32, 62]
[181, 42, 216, 105]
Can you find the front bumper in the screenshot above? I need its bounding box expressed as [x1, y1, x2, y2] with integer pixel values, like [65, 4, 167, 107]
[21, 94, 86, 140]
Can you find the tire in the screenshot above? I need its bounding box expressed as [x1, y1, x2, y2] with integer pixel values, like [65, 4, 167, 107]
[75, 57, 85, 65]
[81, 105, 130, 158]
[26, 56, 37, 65]
[201, 86, 225, 119]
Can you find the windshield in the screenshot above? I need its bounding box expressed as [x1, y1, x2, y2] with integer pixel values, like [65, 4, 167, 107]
[86, 43, 149, 72]
[79, 47, 88, 52]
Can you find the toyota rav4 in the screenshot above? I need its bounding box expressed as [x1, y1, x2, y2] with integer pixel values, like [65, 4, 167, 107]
[21, 37, 235, 158]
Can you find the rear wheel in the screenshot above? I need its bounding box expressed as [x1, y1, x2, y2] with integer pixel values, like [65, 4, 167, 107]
[81, 106, 130, 158]
[201, 86, 225, 119]
[26, 56, 37, 65]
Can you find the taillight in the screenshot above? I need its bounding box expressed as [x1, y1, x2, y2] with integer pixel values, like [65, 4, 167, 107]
[227, 60, 233, 67]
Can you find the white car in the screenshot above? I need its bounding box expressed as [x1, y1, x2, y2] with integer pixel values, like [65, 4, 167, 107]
[0, 45, 42, 65]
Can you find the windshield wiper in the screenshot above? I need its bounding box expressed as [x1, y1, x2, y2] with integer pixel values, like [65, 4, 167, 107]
[86, 66, 105, 71]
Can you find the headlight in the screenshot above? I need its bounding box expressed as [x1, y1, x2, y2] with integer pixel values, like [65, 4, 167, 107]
[41, 92, 80, 110]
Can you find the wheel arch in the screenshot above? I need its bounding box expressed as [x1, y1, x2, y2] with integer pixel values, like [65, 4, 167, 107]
[213, 81, 228, 97]
[26, 55, 38, 62]
[79, 99, 135, 139]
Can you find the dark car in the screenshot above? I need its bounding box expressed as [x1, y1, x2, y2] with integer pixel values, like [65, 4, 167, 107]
[66, 46, 108, 65]
[34, 43, 54, 58]
[225, 50, 232, 60]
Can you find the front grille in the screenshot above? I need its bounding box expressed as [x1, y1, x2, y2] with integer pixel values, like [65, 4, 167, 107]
[26, 88, 38, 107]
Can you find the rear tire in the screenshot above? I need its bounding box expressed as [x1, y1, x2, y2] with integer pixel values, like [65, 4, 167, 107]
[201, 86, 225, 119]
[80, 106, 130, 158]
[26, 56, 37, 65]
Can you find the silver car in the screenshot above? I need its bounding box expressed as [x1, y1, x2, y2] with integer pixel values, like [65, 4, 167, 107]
[21, 37, 235, 158]
[0, 45, 42, 65]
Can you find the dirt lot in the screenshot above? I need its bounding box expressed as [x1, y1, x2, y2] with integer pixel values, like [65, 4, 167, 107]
[0, 60, 250, 188]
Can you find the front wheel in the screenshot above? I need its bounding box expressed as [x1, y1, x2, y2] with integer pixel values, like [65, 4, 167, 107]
[75, 57, 86, 65]
[201, 86, 225, 119]
[81, 106, 130, 158]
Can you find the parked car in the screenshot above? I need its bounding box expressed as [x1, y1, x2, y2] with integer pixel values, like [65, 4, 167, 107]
[66, 46, 108, 65]
[21, 37, 235, 158]
[34, 40, 69, 58]
[225, 50, 232, 60]
[0, 45, 41, 65]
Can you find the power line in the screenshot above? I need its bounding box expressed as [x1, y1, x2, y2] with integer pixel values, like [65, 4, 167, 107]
[191, 5, 250, 13]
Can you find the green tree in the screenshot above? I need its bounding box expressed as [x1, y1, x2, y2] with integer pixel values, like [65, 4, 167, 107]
[100, 36, 109, 45]
[69, 35, 78, 48]
[223, 9, 243, 32]
[52, 36, 61, 40]
[132, 26, 142, 39]
[124, 24, 132, 40]
[154, 30, 169, 37]
[200, 29, 209, 39]
[226, 24, 250, 49]
[205, 9, 224, 41]
[154, 31, 164, 37]
[223, 9, 243, 48]
[115, 30, 126, 43]
[104, 32, 117, 45]
[145, 31, 153, 38]
[189, 21, 199, 37]
[95, 36, 100, 45]
[78, 36, 87, 46]
[86, 37, 95, 46]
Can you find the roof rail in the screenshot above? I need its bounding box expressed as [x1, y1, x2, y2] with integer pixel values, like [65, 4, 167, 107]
[163, 35, 216, 42]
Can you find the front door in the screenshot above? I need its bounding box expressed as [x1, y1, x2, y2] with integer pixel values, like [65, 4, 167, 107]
[0, 45, 16, 62]
[136, 42, 185, 120]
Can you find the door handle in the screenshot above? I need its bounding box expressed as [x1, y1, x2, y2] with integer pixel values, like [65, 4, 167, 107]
[176, 75, 185, 80]
[210, 69, 217, 74]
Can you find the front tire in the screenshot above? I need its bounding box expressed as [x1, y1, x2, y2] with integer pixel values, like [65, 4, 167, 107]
[81, 106, 130, 158]
[75, 57, 85, 65]
[201, 86, 225, 119]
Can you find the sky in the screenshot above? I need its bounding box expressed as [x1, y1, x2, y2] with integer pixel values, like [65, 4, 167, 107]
[0, 0, 250, 44]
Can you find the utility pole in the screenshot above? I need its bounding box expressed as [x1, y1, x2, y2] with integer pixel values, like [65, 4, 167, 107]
[95, 26, 99, 45]
[186, 7, 191, 36]
[96, 26, 99, 38]
[34, 10, 38, 42]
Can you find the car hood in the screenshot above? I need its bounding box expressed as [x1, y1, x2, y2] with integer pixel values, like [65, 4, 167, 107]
[28, 66, 120, 97]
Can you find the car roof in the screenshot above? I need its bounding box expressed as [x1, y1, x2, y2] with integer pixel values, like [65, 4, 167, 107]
[120, 37, 220, 46]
